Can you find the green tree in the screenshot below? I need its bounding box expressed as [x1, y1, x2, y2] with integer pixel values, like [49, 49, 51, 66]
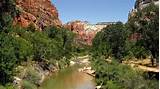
[0, 32, 17, 84]
[91, 57, 159, 89]
[0, 0, 19, 32]
[30, 32, 56, 62]
[0, 27, 33, 84]
[45, 27, 75, 59]
[128, 3, 159, 65]
[0, 32, 32, 84]
[92, 22, 128, 61]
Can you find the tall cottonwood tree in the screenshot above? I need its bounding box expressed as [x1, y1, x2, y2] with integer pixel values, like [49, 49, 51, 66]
[92, 22, 128, 61]
[128, 3, 159, 65]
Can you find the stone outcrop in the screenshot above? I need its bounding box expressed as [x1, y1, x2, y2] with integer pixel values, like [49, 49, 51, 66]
[129, 0, 159, 19]
[128, 0, 159, 41]
[64, 21, 91, 45]
[64, 20, 115, 45]
[134, 0, 159, 9]
[14, 0, 62, 30]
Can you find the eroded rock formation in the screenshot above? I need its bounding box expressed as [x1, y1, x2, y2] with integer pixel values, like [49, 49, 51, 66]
[14, 0, 62, 30]
[64, 21, 115, 45]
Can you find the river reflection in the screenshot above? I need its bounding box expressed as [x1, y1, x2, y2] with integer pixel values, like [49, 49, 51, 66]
[39, 66, 95, 89]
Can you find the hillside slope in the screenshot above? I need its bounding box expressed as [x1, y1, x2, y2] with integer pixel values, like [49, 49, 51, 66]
[14, 0, 62, 30]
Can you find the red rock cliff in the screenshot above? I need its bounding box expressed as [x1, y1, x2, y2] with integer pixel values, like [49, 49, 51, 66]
[14, 0, 62, 30]
[64, 21, 89, 45]
[64, 21, 108, 45]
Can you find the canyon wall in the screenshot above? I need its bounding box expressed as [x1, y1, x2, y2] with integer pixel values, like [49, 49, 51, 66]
[14, 0, 62, 30]
[64, 21, 115, 45]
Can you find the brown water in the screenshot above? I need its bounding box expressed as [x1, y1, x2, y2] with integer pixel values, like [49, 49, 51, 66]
[39, 66, 95, 89]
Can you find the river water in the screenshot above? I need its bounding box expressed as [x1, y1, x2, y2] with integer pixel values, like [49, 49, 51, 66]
[39, 66, 95, 89]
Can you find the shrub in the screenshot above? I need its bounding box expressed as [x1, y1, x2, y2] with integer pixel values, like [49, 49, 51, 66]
[91, 57, 159, 89]
[124, 40, 150, 59]
[30, 32, 57, 61]
[21, 80, 37, 89]
[0, 84, 15, 89]
[25, 68, 41, 86]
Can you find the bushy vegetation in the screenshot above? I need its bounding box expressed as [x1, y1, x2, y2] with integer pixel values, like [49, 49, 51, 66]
[0, 0, 19, 32]
[91, 3, 159, 89]
[92, 22, 128, 61]
[91, 57, 159, 89]
[0, 0, 158, 89]
[21, 80, 37, 89]
[0, 83, 16, 89]
[0, 30, 32, 84]
[25, 66, 41, 85]
[45, 26, 75, 60]
[128, 3, 159, 65]
[0, 0, 76, 87]
[0, 25, 75, 86]
[92, 4, 159, 64]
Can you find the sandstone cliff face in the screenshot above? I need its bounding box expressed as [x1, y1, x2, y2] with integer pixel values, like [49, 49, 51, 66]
[64, 21, 109, 45]
[64, 21, 85, 34]
[14, 0, 62, 30]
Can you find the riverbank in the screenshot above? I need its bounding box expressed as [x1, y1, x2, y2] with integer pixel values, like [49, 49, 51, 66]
[39, 55, 96, 89]
[13, 61, 59, 89]
[39, 65, 95, 89]
[13, 54, 159, 89]
[13, 55, 96, 89]
[70, 55, 95, 76]
[90, 56, 159, 89]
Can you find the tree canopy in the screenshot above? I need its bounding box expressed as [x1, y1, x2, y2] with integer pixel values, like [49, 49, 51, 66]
[128, 3, 159, 65]
[92, 22, 128, 61]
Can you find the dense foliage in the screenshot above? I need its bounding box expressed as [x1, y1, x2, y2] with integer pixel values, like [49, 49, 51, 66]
[0, 25, 75, 85]
[0, 0, 19, 32]
[92, 4, 159, 64]
[91, 3, 159, 89]
[0, 0, 158, 89]
[0, 0, 76, 86]
[128, 3, 159, 64]
[92, 22, 128, 61]
[91, 57, 159, 89]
